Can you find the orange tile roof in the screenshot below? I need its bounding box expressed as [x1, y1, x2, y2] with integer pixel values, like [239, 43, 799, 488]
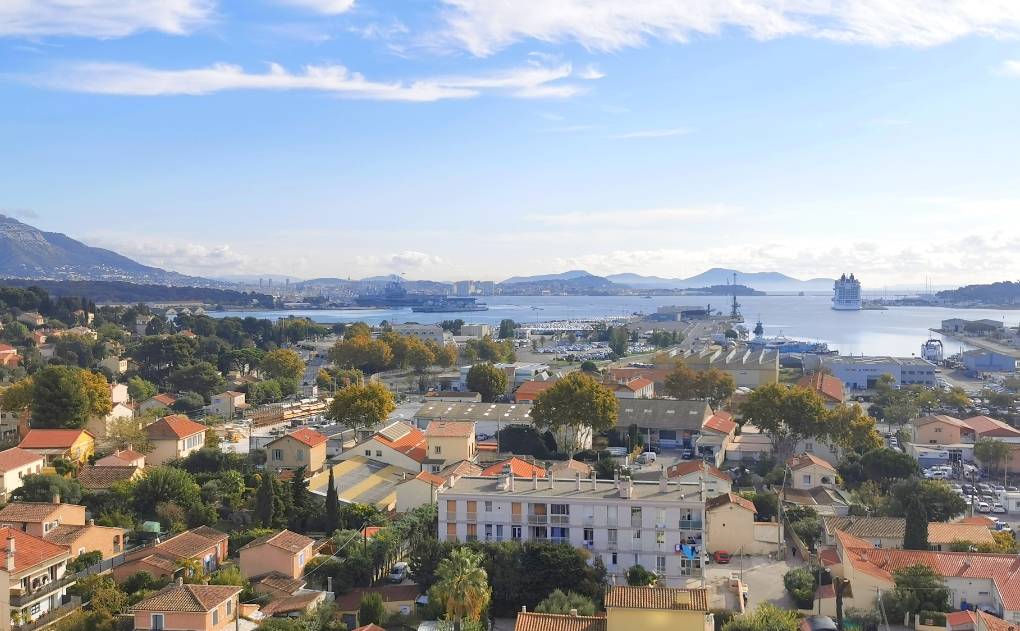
[481, 456, 546, 478]
[964, 416, 1020, 438]
[514, 612, 607, 631]
[665, 460, 731, 482]
[946, 611, 976, 627]
[19, 429, 93, 449]
[705, 492, 755, 513]
[605, 586, 709, 611]
[550, 459, 593, 476]
[426, 421, 475, 438]
[240, 529, 314, 553]
[0, 447, 43, 472]
[956, 516, 997, 527]
[797, 372, 845, 403]
[415, 470, 446, 486]
[0, 527, 69, 572]
[145, 415, 206, 440]
[372, 425, 428, 462]
[150, 393, 177, 406]
[787, 452, 836, 472]
[438, 460, 483, 481]
[77, 465, 141, 490]
[0, 502, 61, 523]
[616, 376, 653, 392]
[977, 610, 1014, 631]
[513, 380, 557, 402]
[818, 548, 841, 567]
[154, 526, 227, 559]
[132, 584, 240, 612]
[916, 414, 970, 429]
[702, 411, 736, 434]
[275, 427, 327, 448]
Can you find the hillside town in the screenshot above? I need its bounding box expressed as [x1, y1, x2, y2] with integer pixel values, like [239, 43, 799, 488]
[0, 286, 1017, 631]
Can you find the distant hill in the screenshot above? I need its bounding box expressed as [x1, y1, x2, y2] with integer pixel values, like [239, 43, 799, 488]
[501, 270, 601, 284]
[937, 281, 1020, 306]
[0, 278, 274, 307]
[0, 214, 221, 286]
[607, 268, 834, 291]
[499, 270, 616, 295]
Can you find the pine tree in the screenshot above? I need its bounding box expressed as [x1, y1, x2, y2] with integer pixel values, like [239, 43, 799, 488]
[903, 492, 929, 550]
[255, 471, 275, 528]
[325, 467, 339, 535]
[289, 466, 309, 531]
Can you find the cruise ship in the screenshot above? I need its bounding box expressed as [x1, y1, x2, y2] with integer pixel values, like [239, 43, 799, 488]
[832, 273, 862, 311]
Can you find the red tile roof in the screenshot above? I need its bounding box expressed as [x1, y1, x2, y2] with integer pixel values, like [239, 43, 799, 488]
[916, 415, 971, 429]
[665, 460, 731, 482]
[149, 393, 177, 406]
[132, 584, 240, 612]
[275, 427, 327, 448]
[616, 377, 653, 392]
[797, 372, 845, 404]
[481, 456, 546, 478]
[0, 447, 43, 472]
[513, 380, 557, 402]
[372, 425, 427, 463]
[946, 611, 976, 628]
[702, 411, 736, 434]
[605, 586, 709, 611]
[426, 421, 475, 438]
[976, 610, 1014, 631]
[705, 492, 755, 513]
[964, 416, 1020, 438]
[514, 612, 607, 631]
[145, 415, 206, 440]
[787, 453, 836, 472]
[19, 429, 93, 449]
[240, 529, 314, 553]
[415, 471, 446, 486]
[0, 527, 69, 572]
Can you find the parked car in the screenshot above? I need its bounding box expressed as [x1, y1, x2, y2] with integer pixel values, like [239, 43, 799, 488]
[713, 551, 731, 564]
[978, 502, 992, 513]
[993, 503, 1007, 514]
[640, 451, 657, 463]
[388, 562, 408, 583]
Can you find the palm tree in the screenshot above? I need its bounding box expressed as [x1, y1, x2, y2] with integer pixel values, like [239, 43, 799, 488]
[432, 548, 491, 631]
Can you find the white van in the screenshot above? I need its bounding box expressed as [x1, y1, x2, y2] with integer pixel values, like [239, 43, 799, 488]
[638, 451, 657, 464]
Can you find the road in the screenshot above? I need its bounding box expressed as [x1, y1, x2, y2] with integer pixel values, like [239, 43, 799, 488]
[704, 555, 801, 611]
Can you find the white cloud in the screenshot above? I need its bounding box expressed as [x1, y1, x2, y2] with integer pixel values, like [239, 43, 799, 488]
[274, 0, 355, 15]
[438, 0, 1020, 56]
[31, 60, 588, 101]
[90, 238, 256, 275]
[356, 251, 446, 271]
[0, 0, 213, 38]
[609, 127, 690, 139]
[579, 64, 606, 80]
[1001, 59, 1020, 76]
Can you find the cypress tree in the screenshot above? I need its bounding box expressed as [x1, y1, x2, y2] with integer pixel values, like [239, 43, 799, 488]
[255, 471, 275, 527]
[325, 467, 339, 534]
[903, 492, 929, 550]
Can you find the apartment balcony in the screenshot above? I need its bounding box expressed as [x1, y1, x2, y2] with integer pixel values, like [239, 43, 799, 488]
[549, 515, 570, 525]
[465, 535, 478, 542]
[583, 515, 594, 526]
[11, 574, 77, 607]
[527, 515, 548, 525]
[550, 537, 569, 545]
[511, 514, 523, 524]
[483, 536, 505, 543]
[464, 511, 477, 522]
[679, 520, 703, 532]
[13, 595, 82, 631]
[447, 513, 457, 522]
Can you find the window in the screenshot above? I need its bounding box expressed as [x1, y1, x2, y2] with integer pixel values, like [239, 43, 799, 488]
[608, 529, 617, 545]
[364, 449, 371, 456]
[434, 446, 442, 455]
[484, 501, 492, 512]
[496, 525, 504, 539]
[227, 600, 233, 615]
[656, 508, 666, 526]
[184, 433, 203, 450]
[213, 609, 219, 625]
[485, 524, 493, 539]
[298, 551, 305, 566]
[31, 604, 41, 616]
[802, 475, 812, 485]
[375, 450, 382, 457]
[805, 443, 814, 452]
[630, 507, 642, 527]
[656, 556, 666, 574]
[611, 553, 618, 565]
[583, 528, 594, 544]
[152, 614, 165, 630]
[656, 531, 665, 545]
[273, 449, 283, 461]
[935, 427, 942, 433]
[633, 529, 641, 540]
[511, 526, 522, 540]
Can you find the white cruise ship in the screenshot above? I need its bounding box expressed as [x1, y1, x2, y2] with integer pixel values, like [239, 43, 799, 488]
[832, 273, 862, 310]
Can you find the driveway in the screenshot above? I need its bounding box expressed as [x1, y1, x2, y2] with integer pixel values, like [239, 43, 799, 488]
[704, 555, 802, 611]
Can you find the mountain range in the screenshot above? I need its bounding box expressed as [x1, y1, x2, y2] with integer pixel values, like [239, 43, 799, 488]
[502, 268, 834, 291]
[0, 214, 220, 286]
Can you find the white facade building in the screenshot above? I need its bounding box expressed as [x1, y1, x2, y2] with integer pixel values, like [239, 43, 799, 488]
[816, 355, 936, 389]
[438, 473, 706, 586]
[391, 324, 453, 345]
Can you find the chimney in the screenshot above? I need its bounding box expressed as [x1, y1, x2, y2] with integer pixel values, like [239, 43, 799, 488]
[509, 472, 515, 492]
[127, 443, 133, 452]
[6, 535, 15, 571]
[88, 519, 95, 526]
[52, 493, 60, 505]
[548, 469, 554, 490]
[521, 606, 527, 613]
[575, 472, 581, 491]
[532, 471, 539, 490]
[659, 472, 668, 493]
[499, 464, 512, 492]
[620, 476, 633, 499]
[569, 609, 578, 617]
[448, 475, 457, 488]
[614, 471, 620, 489]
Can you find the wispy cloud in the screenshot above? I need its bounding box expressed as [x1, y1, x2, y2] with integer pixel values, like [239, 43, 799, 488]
[438, 0, 1020, 56]
[527, 206, 732, 226]
[0, 0, 213, 38]
[579, 64, 605, 80]
[609, 127, 690, 139]
[356, 251, 446, 271]
[29, 60, 591, 101]
[273, 0, 355, 15]
[1000, 59, 1020, 76]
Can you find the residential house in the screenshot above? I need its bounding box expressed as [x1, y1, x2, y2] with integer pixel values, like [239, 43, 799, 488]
[913, 415, 976, 445]
[17, 429, 95, 466]
[911, 414, 1020, 471]
[44, 521, 128, 561]
[0, 499, 85, 538]
[514, 612, 606, 631]
[704, 493, 782, 556]
[781, 486, 854, 517]
[308, 457, 417, 512]
[334, 585, 422, 629]
[395, 471, 446, 513]
[604, 585, 712, 631]
[0, 448, 44, 502]
[131, 581, 241, 631]
[139, 393, 177, 415]
[615, 400, 714, 451]
[821, 516, 995, 551]
[696, 411, 737, 466]
[438, 473, 707, 586]
[787, 454, 837, 491]
[95, 447, 145, 468]
[664, 461, 732, 497]
[259, 591, 328, 618]
[266, 428, 328, 474]
[797, 372, 846, 407]
[86, 400, 135, 441]
[145, 415, 207, 465]
[209, 391, 246, 419]
[99, 356, 127, 375]
[77, 465, 144, 492]
[480, 457, 547, 479]
[113, 526, 228, 582]
[109, 383, 129, 405]
[239, 530, 316, 580]
[0, 527, 76, 627]
[0, 344, 21, 368]
[424, 391, 483, 403]
[339, 422, 429, 472]
[609, 377, 655, 399]
[513, 380, 556, 403]
[425, 421, 477, 465]
[16, 313, 44, 327]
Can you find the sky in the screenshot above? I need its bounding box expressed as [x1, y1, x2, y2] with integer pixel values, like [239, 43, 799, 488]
[3, 1, 1020, 287]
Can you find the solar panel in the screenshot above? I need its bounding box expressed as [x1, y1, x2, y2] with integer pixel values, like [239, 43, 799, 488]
[378, 422, 411, 442]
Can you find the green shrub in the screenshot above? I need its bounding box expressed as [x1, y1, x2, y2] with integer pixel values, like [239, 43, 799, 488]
[783, 567, 817, 609]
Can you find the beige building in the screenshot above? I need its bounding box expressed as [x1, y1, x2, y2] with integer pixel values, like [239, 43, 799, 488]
[0, 448, 44, 502]
[86, 401, 135, 441]
[145, 415, 207, 465]
[395, 471, 445, 513]
[46, 522, 128, 560]
[239, 530, 316, 580]
[100, 356, 128, 375]
[18, 429, 95, 466]
[822, 516, 995, 551]
[665, 461, 732, 497]
[132, 582, 241, 631]
[604, 586, 712, 631]
[266, 428, 327, 473]
[114, 526, 228, 582]
[339, 422, 429, 472]
[424, 421, 477, 464]
[913, 415, 976, 445]
[704, 493, 782, 556]
[209, 391, 246, 419]
[139, 393, 177, 415]
[675, 347, 780, 388]
[0, 500, 86, 538]
[787, 453, 837, 491]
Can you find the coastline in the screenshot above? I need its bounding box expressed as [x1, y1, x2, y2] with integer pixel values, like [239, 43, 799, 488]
[930, 329, 1020, 360]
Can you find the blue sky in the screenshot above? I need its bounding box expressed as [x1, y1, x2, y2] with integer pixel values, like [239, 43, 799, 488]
[3, 1, 1020, 286]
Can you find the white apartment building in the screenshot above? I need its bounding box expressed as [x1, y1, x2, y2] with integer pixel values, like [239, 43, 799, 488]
[437, 473, 706, 587]
[391, 324, 453, 346]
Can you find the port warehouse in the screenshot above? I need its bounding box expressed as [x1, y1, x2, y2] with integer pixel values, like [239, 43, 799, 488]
[804, 355, 936, 389]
